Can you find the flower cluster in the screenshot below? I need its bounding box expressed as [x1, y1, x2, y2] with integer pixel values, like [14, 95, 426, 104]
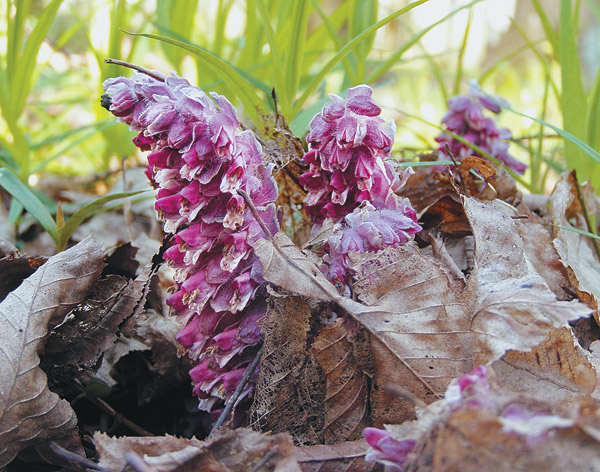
[325, 202, 421, 294]
[299, 85, 409, 223]
[435, 87, 526, 174]
[102, 73, 278, 412]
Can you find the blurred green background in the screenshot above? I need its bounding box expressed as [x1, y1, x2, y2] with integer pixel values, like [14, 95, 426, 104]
[1, 0, 599, 196]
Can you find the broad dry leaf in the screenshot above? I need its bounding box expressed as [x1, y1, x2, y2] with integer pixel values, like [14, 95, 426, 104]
[42, 255, 157, 378]
[95, 428, 300, 472]
[515, 211, 570, 300]
[311, 317, 371, 443]
[463, 198, 590, 364]
[492, 326, 597, 405]
[0, 237, 105, 467]
[550, 172, 600, 321]
[294, 439, 376, 472]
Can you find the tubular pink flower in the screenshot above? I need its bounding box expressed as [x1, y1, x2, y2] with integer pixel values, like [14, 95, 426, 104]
[299, 85, 412, 224]
[103, 72, 278, 413]
[435, 86, 526, 174]
[364, 427, 416, 471]
[325, 202, 421, 293]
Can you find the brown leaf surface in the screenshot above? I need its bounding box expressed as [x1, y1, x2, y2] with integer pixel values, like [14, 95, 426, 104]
[405, 403, 600, 472]
[254, 197, 591, 423]
[311, 317, 371, 443]
[550, 172, 600, 320]
[492, 326, 597, 405]
[0, 237, 105, 467]
[294, 439, 377, 472]
[42, 254, 157, 379]
[251, 293, 326, 445]
[95, 428, 300, 472]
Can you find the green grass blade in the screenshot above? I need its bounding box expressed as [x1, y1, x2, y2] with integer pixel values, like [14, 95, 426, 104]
[292, 0, 429, 119]
[367, 0, 483, 84]
[284, 0, 310, 108]
[0, 168, 57, 242]
[129, 32, 269, 129]
[452, 7, 472, 95]
[349, 0, 378, 81]
[58, 189, 149, 251]
[256, 0, 286, 113]
[531, 0, 559, 56]
[310, 0, 356, 82]
[583, 0, 600, 23]
[585, 63, 600, 152]
[559, 0, 587, 171]
[13, 0, 63, 117]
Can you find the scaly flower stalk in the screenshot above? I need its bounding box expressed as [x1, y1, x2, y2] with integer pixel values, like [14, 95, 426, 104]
[102, 73, 278, 412]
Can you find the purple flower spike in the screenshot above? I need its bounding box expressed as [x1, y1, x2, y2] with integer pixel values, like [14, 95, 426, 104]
[435, 86, 526, 173]
[364, 427, 416, 471]
[300, 84, 412, 224]
[103, 72, 279, 413]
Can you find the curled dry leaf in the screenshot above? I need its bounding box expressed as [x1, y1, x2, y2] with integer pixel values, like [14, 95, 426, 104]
[0, 237, 105, 467]
[550, 171, 600, 321]
[94, 428, 300, 472]
[294, 439, 376, 472]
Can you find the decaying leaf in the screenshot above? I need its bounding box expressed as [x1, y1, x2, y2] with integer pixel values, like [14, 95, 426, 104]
[492, 326, 597, 405]
[294, 439, 376, 472]
[94, 428, 300, 471]
[0, 237, 105, 467]
[311, 317, 371, 443]
[404, 400, 600, 472]
[550, 171, 600, 321]
[251, 293, 326, 445]
[42, 247, 157, 379]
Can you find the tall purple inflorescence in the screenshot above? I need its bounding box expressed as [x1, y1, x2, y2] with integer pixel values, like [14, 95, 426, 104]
[299, 85, 421, 292]
[103, 73, 279, 412]
[435, 85, 526, 174]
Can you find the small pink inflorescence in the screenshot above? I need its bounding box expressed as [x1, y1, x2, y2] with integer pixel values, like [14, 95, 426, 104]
[299, 85, 421, 293]
[103, 73, 279, 413]
[435, 83, 526, 174]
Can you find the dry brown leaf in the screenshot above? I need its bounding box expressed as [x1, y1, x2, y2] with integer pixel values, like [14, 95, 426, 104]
[0, 236, 105, 467]
[492, 326, 597, 405]
[294, 439, 376, 472]
[514, 210, 570, 300]
[405, 403, 600, 472]
[42, 254, 157, 379]
[95, 428, 300, 472]
[311, 317, 371, 443]
[254, 197, 590, 420]
[463, 198, 590, 365]
[550, 172, 600, 321]
[251, 293, 325, 445]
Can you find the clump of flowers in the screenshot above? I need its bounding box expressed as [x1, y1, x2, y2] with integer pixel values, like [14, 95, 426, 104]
[299, 85, 411, 224]
[102, 72, 278, 412]
[325, 201, 421, 294]
[299, 85, 421, 292]
[435, 84, 526, 174]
